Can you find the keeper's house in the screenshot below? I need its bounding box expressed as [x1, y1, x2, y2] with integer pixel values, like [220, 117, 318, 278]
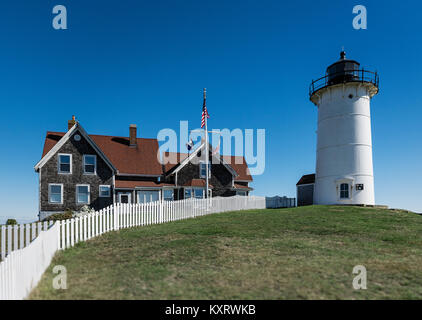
[34, 117, 253, 220]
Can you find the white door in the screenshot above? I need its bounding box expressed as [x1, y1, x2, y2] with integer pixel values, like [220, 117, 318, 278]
[137, 190, 160, 203]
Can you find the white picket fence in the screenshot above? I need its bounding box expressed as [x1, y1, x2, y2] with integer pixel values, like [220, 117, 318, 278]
[1, 221, 54, 261]
[0, 195, 265, 300]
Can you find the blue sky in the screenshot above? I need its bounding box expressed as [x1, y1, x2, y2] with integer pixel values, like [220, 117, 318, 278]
[0, 0, 421, 222]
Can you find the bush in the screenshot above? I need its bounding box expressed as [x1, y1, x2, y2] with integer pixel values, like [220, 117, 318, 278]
[6, 219, 17, 225]
[73, 205, 95, 218]
[43, 210, 73, 222]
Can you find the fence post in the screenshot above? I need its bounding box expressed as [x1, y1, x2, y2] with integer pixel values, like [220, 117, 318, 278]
[13, 226, 18, 252]
[1, 226, 5, 260]
[25, 224, 30, 247]
[61, 218, 66, 249]
[126, 204, 130, 228]
[19, 225, 24, 250]
[113, 204, 116, 231]
[70, 219, 74, 247]
[66, 220, 70, 248]
[57, 221, 61, 250]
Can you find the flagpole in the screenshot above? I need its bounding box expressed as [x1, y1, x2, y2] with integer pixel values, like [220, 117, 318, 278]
[204, 88, 209, 199]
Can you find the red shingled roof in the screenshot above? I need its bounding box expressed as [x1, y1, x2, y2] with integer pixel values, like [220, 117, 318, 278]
[42, 131, 254, 181]
[223, 155, 253, 181]
[42, 132, 163, 176]
[182, 179, 213, 188]
[163, 152, 189, 173]
[233, 183, 252, 190]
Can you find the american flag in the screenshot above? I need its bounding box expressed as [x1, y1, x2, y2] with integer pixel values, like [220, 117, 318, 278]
[201, 95, 209, 128]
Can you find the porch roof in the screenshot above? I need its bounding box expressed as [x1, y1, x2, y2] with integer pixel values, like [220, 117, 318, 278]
[233, 183, 253, 191]
[182, 179, 214, 189]
[115, 180, 175, 189]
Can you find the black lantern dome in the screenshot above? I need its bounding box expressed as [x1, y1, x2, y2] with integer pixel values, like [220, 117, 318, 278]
[326, 51, 360, 85]
[309, 51, 379, 99]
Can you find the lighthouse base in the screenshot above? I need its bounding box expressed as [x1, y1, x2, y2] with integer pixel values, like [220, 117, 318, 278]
[313, 175, 375, 206]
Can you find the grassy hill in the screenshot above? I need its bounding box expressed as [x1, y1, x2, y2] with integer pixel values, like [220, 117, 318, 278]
[30, 206, 422, 300]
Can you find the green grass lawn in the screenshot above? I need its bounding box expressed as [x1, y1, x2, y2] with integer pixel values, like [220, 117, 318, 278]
[29, 206, 422, 300]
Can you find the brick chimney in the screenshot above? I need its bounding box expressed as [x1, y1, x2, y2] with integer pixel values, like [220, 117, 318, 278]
[129, 124, 137, 146]
[68, 115, 76, 130]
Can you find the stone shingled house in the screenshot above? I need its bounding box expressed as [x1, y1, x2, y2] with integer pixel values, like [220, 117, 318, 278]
[34, 117, 253, 219]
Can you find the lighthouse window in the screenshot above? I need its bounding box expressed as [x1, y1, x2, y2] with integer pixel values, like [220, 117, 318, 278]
[340, 183, 349, 199]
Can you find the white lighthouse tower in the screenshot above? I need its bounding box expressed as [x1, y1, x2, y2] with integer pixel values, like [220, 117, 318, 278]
[309, 51, 379, 205]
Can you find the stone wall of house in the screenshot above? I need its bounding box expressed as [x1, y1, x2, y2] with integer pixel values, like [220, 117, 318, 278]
[39, 130, 114, 214]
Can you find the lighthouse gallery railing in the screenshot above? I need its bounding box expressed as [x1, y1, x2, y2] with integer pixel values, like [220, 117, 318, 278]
[309, 69, 379, 97]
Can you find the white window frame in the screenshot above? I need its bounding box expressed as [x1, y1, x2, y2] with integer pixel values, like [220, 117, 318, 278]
[76, 184, 90, 204]
[199, 161, 211, 178]
[83, 155, 97, 175]
[163, 189, 174, 201]
[339, 183, 350, 199]
[236, 190, 247, 196]
[184, 188, 192, 199]
[194, 188, 205, 199]
[48, 183, 63, 204]
[99, 185, 111, 198]
[136, 190, 161, 204]
[58, 153, 72, 174]
[336, 178, 354, 201]
[184, 187, 206, 199]
[199, 161, 206, 178]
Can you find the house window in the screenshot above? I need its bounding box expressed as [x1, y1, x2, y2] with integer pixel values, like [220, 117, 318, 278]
[83, 155, 97, 174]
[137, 190, 160, 203]
[163, 189, 174, 201]
[58, 154, 72, 174]
[99, 185, 111, 197]
[194, 188, 204, 199]
[199, 161, 211, 179]
[199, 162, 207, 178]
[49, 184, 63, 204]
[76, 185, 90, 204]
[184, 188, 192, 199]
[340, 183, 349, 199]
[237, 191, 247, 196]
